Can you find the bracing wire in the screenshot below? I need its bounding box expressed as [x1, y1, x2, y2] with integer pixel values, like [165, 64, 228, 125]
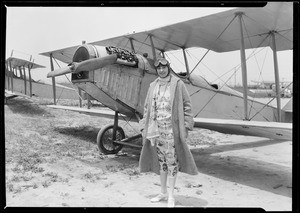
[190, 13, 238, 75]
[275, 29, 293, 43]
[136, 34, 150, 54]
[249, 82, 293, 121]
[194, 70, 239, 118]
[165, 50, 186, 69]
[192, 37, 276, 121]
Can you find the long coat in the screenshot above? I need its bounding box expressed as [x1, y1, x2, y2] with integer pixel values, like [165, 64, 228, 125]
[139, 74, 198, 175]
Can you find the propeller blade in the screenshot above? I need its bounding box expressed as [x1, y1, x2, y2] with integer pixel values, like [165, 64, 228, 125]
[47, 65, 74, 78]
[46, 54, 118, 78]
[74, 54, 118, 73]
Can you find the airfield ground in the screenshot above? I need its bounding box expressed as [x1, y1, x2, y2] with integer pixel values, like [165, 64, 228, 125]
[4, 97, 292, 210]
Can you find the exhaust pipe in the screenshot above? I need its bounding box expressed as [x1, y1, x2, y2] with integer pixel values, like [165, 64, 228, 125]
[47, 54, 117, 78]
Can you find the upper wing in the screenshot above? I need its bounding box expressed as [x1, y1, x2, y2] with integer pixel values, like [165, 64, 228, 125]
[40, 2, 292, 63]
[40, 46, 79, 65]
[194, 117, 292, 141]
[92, 2, 292, 54]
[6, 57, 45, 69]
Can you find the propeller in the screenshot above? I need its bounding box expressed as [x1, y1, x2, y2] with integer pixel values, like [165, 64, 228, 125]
[47, 54, 117, 78]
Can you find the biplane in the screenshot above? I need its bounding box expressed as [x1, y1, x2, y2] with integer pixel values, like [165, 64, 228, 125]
[5, 56, 45, 103]
[5, 54, 81, 101]
[41, 2, 293, 154]
[250, 80, 293, 98]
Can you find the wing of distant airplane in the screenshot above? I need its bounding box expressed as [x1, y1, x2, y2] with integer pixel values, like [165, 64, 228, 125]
[40, 2, 292, 63]
[6, 57, 45, 69]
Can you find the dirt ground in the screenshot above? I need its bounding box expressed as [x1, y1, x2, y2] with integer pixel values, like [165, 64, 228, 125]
[4, 96, 292, 210]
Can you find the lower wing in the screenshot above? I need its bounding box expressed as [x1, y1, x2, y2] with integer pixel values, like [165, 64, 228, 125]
[47, 105, 292, 141]
[194, 117, 292, 141]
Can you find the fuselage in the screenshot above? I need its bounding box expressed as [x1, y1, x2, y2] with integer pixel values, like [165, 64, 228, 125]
[70, 44, 292, 123]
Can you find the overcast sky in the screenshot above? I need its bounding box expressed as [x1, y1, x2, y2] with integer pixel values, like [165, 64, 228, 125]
[5, 6, 293, 86]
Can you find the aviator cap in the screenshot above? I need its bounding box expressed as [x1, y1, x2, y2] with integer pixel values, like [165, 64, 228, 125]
[154, 58, 170, 68]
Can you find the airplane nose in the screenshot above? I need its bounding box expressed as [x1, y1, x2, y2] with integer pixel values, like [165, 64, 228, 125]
[47, 44, 117, 78]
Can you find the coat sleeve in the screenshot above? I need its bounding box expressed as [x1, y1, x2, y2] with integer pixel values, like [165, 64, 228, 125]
[179, 81, 194, 131]
[139, 87, 150, 132]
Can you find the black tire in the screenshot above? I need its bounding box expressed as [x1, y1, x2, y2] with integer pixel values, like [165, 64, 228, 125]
[97, 124, 125, 154]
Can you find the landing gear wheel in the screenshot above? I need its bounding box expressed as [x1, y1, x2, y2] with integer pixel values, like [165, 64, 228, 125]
[97, 124, 125, 154]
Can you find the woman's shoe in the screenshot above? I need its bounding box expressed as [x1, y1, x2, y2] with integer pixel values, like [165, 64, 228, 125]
[167, 197, 175, 207]
[150, 192, 168, 202]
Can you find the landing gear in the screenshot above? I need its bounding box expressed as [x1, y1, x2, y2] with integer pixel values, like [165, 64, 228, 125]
[96, 111, 142, 155]
[97, 124, 125, 154]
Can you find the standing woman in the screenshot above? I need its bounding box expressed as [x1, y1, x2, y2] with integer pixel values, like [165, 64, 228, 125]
[139, 58, 198, 207]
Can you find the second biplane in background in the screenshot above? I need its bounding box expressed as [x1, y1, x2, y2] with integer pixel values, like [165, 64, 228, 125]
[41, 2, 293, 154]
[5, 55, 45, 103]
[250, 80, 293, 98]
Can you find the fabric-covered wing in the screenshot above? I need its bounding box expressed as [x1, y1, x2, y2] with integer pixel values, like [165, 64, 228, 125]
[5, 89, 30, 99]
[6, 57, 45, 69]
[39, 2, 292, 63]
[47, 105, 292, 141]
[46, 105, 138, 122]
[40, 45, 79, 64]
[194, 117, 292, 141]
[92, 2, 292, 56]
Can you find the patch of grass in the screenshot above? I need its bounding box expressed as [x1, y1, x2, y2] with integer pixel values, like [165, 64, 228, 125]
[20, 175, 34, 182]
[41, 180, 51, 188]
[14, 151, 45, 174]
[33, 183, 38, 189]
[11, 175, 21, 182]
[11, 165, 22, 173]
[44, 172, 59, 182]
[105, 165, 118, 173]
[125, 167, 140, 176]
[14, 186, 22, 193]
[82, 171, 105, 183]
[7, 183, 22, 194]
[7, 183, 14, 192]
[188, 131, 219, 147]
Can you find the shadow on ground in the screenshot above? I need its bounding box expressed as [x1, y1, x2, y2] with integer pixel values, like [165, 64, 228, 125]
[53, 126, 99, 144]
[191, 139, 292, 198]
[6, 97, 52, 117]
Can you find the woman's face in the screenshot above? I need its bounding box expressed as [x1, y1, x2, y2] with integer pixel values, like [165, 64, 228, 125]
[156, 65, 169, 78]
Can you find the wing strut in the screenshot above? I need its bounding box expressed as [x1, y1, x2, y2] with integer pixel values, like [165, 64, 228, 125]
[129, 38, 135, 52]
[182, 48, 190, 77]
[49, 53, 57, 105]
[149, 34, 157, 61]
[8, 60, 14, 93]
[236, 12, 249, 120]
[271, 31, 281, 122]
[21, 66, 27, 95]
[28, 63, 33, 97]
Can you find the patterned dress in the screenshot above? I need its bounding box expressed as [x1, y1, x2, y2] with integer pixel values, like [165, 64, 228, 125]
[154, 82, 179, 177]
